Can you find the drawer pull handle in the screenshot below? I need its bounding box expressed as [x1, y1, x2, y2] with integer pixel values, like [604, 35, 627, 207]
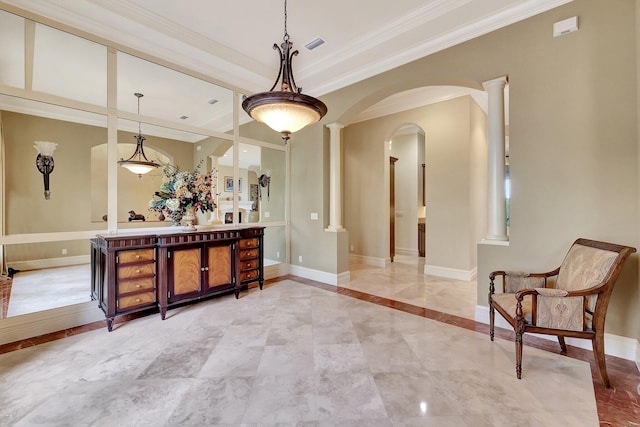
[135, 255, 140, 259]
[136, 284, 141, 288]
[136, 269, 140, 273]
[135, 298, 141, 303]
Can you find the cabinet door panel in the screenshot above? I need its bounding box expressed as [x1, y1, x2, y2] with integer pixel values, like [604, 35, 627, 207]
[172, 248, 201, 296]
[206, 245, 231, 288]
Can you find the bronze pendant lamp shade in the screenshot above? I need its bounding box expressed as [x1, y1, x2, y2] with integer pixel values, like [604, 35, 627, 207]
[118, 92, 159, 177]
[242, 0, 327, 143]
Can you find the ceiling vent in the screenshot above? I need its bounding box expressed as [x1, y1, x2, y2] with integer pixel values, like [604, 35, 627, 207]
[305, 37, 325, 50]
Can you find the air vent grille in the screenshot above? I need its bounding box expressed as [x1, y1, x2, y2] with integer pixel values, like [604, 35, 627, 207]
[305, 37, 325, 50]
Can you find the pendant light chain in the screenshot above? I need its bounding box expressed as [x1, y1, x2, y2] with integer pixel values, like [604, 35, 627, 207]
[135, 92, 143, 135]
[283, 0, 289, 42]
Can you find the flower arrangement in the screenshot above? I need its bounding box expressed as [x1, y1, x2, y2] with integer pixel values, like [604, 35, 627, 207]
[148, 161, 216, 225]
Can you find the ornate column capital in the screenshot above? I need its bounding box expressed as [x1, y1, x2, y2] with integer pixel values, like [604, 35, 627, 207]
[482, 75, 508, 91]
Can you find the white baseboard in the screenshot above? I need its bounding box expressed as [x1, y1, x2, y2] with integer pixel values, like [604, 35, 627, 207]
[475, 305, 640, 366]
[9, 255, 90, 271]
[264, 262, 290, 280]
[0, 301, 105, 346]
[395, 248, 419, 257]
[289, 264, 346, 286]
[424, 264, 477, 281]
[349, 254, 387, 268]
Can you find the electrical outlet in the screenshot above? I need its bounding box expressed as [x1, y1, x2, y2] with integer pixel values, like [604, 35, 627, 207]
[276, 251, 280, 259]
[350, 245, 354, 252]
[264, 212, 270, 218]
[62, 249, 67, 255]
[298, 255, 303, 263]
[310, 212, 318, 220]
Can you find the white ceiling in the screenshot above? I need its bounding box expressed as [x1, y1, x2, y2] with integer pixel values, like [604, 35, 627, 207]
[3, 0, 571, 100]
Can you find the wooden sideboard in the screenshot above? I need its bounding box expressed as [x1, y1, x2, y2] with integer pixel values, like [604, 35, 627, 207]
[91, 226, 264, 331]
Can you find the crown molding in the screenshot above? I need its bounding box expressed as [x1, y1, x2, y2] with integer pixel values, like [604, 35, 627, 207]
[310, 0, 573, 96]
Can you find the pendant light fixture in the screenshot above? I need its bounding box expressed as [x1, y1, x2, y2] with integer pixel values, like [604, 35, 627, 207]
[118, 92, 159, 177]
[242, 0, 327, 143]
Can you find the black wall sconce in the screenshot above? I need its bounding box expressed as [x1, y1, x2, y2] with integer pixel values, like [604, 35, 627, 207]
[34, 141, 58, 200]
[258, 171, 271, 201]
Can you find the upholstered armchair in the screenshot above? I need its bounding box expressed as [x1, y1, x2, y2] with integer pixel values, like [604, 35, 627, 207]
[489, 238, 635, 388]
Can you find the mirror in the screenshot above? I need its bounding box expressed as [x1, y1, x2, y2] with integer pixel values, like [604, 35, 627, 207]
[222, 143, 285, 223]
[117, 52, 234, 133]
[0, 10, 26, 89]
[2, 240, 91, 318]
[1, 95, 108, 234]
[264, 226, 286, 265]
[0, 6, 289, 324]
[112, 119, 210, 226]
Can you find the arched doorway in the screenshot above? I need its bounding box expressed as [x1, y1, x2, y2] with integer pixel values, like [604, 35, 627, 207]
[342, 85, 488, 279]
[388, 124, 425, 263]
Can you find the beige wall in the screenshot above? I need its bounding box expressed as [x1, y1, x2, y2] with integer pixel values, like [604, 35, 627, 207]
[469, 99, 488, 268]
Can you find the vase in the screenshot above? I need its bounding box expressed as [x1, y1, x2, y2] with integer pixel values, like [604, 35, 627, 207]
[182, 206, 197, 231]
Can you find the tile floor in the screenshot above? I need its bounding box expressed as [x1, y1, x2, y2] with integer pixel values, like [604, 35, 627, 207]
[1, 255, 638, 425]
[6, 264, 91, 317]
[1, 276, 600, 426]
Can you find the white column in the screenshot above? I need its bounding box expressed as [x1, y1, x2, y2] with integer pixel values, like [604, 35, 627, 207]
[483, 76, 508, 241]
[326, 122, 345, 232]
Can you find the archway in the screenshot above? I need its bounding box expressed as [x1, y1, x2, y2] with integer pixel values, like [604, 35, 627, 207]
[341, 85, 488, 279]
[388, 124, 425, 262]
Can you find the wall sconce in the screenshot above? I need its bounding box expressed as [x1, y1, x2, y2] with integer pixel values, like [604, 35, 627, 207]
[258, 170, 271, 201]
[34, 141, 58, 200]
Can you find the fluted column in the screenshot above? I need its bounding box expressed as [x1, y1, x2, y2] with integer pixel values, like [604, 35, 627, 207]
[326, 122, 345, 232]
[483, 76, 508, 241]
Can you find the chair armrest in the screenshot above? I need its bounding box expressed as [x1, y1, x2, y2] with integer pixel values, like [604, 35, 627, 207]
[489, 268, 560, 295]
[534, 288, 568, 297]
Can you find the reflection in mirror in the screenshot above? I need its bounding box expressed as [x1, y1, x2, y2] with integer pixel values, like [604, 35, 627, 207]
[264, 226, 286, 265]
[33, 22, 107, 106]
[0, 9, 25, 89]
[225, 143, 285, 223]
[194, 137, 233, 226]
[117, 52, 234, 132]
[1, 95, 107, 234]
[2, 240, 90, 318]
[111, 119, 212, 226]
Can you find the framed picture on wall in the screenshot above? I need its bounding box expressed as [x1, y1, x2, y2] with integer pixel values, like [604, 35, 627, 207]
[224, 177, 242, 192]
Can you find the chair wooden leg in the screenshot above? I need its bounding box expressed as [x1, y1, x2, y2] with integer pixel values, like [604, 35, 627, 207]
[515, 330, 523, 379]
[489, 300, 495, 341]
[593, 334, 611, 388]
[558, 336, 567, 353]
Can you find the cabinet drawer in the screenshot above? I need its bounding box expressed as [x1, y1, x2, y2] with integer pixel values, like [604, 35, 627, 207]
[118, 277, 154, 294]
[118, 263, 155, 280]
[240, 259, 258, 271]
[239, 238, 259, 249]
[118, 291, 155, 310]
[240, 269, 259, 281]
[118, 248, 154, 264]
[239, 249, 258, 260]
